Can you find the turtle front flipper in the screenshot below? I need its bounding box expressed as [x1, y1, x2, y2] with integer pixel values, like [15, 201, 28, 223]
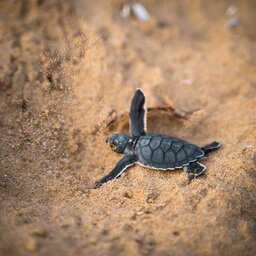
[129, 89, 147, 137]
[183, 161, 206, 182]
[94, 155, 137, 188]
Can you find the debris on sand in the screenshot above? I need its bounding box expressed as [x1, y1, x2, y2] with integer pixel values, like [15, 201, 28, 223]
[227, 18, 240, 28]
[42, 141, 48, 149]
[225, 4, 240, 28]
[120, 2, 150, 22]
[226, 5, 237, 17]
[60, 156, 69, 164]
[120, 3, 131, 18]
[132, 3, 150, 22]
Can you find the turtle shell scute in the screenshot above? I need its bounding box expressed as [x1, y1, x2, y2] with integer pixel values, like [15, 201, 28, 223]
[135, 134, 204, 170]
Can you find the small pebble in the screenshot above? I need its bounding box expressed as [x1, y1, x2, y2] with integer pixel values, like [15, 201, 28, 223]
[61, 157, 69, 164]
[47, 165, 53, 173]
[227, 18, 240, 28]
[173, 231, 180, 236]
[42, 141, 48, 149]
[136, 211, 144, 216]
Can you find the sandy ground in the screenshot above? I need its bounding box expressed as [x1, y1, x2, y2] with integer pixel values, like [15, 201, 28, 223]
[0, 0, 256, 255]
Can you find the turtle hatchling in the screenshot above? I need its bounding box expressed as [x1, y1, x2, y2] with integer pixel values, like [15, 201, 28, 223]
[94, 89, 220, 188]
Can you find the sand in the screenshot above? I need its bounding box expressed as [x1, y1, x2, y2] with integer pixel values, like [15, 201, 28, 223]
[0, 0, 255, 255]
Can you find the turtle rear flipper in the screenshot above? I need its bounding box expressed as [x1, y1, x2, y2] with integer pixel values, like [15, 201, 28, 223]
[201, 141, 221, 155]
[183, 161, 206, 181]
[94, 155, 136, 188]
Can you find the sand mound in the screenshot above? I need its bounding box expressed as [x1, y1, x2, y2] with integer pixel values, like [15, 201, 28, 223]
[0, 1, 255, 255]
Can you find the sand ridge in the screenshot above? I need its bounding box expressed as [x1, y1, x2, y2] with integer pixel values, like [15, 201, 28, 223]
[0, 0, 255, 255]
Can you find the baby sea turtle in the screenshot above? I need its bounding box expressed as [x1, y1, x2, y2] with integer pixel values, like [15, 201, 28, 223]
[94, 89, 220, 188]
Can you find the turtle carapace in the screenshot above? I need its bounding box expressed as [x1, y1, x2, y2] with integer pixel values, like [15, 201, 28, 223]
[94, 89, 220, 188]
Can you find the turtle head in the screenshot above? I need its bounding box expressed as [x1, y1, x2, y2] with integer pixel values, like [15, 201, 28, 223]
[106, 133, 129, 154]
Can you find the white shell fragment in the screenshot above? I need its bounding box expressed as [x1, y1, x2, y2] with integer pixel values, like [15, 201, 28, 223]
[226, 5, 237, 17]
[132, 3, 150, 22]
[120, 4, 131, 18]
[120, 2, 150, 22]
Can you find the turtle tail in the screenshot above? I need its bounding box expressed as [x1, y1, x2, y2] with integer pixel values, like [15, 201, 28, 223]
[201, 141, 221, 154]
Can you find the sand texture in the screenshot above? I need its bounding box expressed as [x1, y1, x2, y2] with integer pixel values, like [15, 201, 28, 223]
[0, 0, 256, 255]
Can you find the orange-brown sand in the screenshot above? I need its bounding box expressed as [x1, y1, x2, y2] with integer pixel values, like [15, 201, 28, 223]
[0, 1, 255, 255]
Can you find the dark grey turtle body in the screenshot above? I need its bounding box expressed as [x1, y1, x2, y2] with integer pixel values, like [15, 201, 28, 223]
[135, 134, 204, 170]
[94, 89, 221, 188]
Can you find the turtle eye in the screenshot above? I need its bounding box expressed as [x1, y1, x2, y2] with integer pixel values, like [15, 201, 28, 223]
[110, 143, 115, 150]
